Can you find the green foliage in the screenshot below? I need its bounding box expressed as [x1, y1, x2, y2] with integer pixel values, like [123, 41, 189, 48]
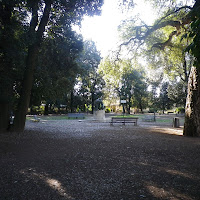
[105, 107, 111, 113]
[100, 58, 148, 113]
[30, 28, 83, 108]
[167, 80, 186, 107]
[148, 108, 157, 113]
[118, 0, 193, 109]
[74, 40, 105, 112]
[0, 0, 28, 107]
[187, 3, 200, 66]
[176, 107, 185, 113]
[0, 0, 104, 131]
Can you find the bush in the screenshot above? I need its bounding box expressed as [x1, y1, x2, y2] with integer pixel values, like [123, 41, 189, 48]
[148, 108, 157, 113]
[105, 108, 111, 113]
[176, 107, 185, 113]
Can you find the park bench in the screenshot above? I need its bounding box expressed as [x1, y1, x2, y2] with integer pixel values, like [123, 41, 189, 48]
[67, 113, 85, 119]
[142, 115, 155, 122]
[110, 117, 138, 126]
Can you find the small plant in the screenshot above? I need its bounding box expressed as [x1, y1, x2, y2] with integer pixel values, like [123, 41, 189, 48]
[105, 108, 111, 113]
[176, 107, 185, 114]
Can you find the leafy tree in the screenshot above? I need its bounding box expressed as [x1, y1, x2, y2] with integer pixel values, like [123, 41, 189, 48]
[99, 57, 122, 105]
[158, 82, 171, 113]
[119, 68, 147, 113]
[118, 0, 200, 136]
[183, 1, 200, 136]
[30, 28, 83, 114]
[99, 58, 148, 113]
[168, 80, 186, 107]
[76, 41, 105, 114]
[0, 0, 28, 131]
[0, 0, 103, 132]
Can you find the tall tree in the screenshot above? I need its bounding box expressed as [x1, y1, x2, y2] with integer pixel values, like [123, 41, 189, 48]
[119, 0, 200, 136]
[76, 41, 104, 114]
[183, 1, 200, 136]
[0, 0, 103, 132]
[0, 0, 28, 131]
[99, 59, 147, 113]
[30, 28, 83, 114]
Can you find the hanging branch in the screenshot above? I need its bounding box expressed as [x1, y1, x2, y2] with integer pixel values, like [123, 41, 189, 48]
[118, 5, 192, 54]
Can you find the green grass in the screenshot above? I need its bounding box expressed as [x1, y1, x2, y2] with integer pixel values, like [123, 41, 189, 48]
[156, 118, 172, 123]
[156, 118, 185, 124]
[26, 115, 80, 121]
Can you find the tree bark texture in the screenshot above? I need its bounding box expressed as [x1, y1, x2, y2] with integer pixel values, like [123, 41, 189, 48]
[14, 45, 39, 131]
[70, 91, 74, 113]
[184, 66, 200, 136]
[0, 102, 9, 132]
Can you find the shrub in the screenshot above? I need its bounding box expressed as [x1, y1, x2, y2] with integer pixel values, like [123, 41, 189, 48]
[176, 107, 185, 113]
[105, 108, 111, 113]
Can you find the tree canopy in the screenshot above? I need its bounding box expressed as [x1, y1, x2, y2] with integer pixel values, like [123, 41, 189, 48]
[118, 0, 200, 136]
[0, 0, 104, 132]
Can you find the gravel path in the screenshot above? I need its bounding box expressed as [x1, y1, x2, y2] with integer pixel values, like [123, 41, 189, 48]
[0, 120, 200, 200]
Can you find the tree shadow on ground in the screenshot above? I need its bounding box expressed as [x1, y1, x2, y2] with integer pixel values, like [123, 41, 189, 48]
[0, 126, 200, 200]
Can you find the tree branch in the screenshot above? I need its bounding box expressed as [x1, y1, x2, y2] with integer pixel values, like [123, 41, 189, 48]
[150, 30, 178, 51]
[156, 6, 192, 25]
[118, 5, 192, 54]
[37, 0, 52, 41]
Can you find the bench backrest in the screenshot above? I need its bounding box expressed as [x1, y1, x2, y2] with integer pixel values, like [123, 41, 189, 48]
[112, 117, 138, 122]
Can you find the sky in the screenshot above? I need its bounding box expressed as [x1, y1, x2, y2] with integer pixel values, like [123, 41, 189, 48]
[74, 0, 157, 57]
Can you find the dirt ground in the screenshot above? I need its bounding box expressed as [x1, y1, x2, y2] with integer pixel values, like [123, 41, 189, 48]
[0, 117, 200, 200]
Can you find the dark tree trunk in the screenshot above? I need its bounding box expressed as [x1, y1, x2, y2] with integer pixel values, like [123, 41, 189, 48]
[0, 83, 13, 132]
[0, 4, 15, 132]
[184, 66, 200, 136]
[44, 104, 49, 115]
[70, 91, 74, 113]
[13, 1, 51, 131]
[122, 105, 125, 114]
[91, 91, 95, 114]
[14, 44, 39, 131]
[0, 102, 9, 132]
[127, 97, 131, 114]
[139, 101, 143, 113]
[162, 99, 165, 114]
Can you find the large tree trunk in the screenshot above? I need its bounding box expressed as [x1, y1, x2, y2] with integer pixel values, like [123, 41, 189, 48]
[183, 66, 200, 136]
[0, 78, 13, 132]
[91, 91, 95, 114]
[139, 101, 143, 114]
[0, 102, 9, 132]
[13, 1, 52, 132]
[14, 45, 39, 131]
[70, 91, 74, 113]
[0, 3, 15, 132]
[44, 103, 49, 115]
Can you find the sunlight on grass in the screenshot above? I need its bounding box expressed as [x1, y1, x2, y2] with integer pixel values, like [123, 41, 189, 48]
[26, 115, 71, 121]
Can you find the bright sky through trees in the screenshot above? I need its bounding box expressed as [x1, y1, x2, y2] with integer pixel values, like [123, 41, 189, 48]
[75, 0, 157, 57]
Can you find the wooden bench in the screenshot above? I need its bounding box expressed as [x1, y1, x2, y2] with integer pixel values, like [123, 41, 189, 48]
[110, 117, 138, 126]
[67, 113, 85, 119]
